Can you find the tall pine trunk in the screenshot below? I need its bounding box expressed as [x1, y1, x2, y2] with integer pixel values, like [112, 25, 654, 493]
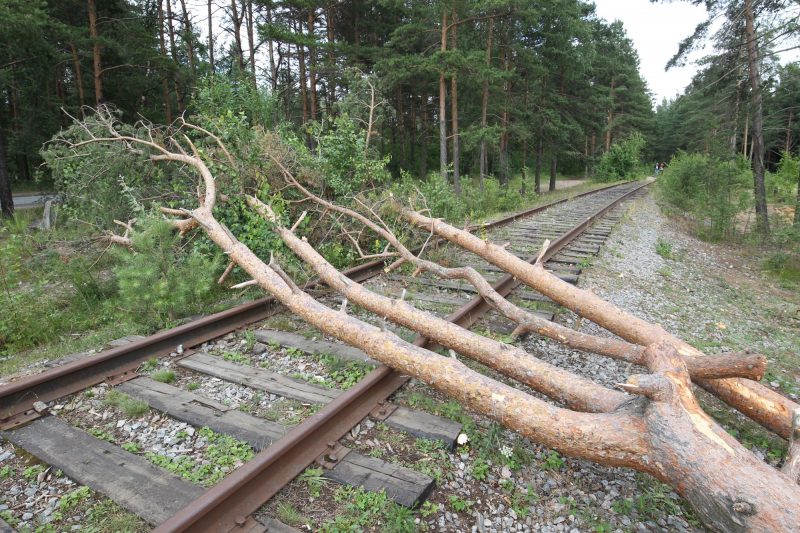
[207, 0, 215, 72]
[308, 10, 318, 121]
[246, 0, 257, 87]
[479, 18, 493, 188]
[534, 136, 543, 194]
[69, 42, 86, 112]
[449, 8, 460, 195]
[230, 0, 245, 74]
[178, 0, 196, 75]
[744, 0, 770, 234]
[157, 0, 173, 123]
[605, 79, 615, 152]
[438, 9, 448, 183]
[164, 0, 185, 114]
[549, 148, 557, 192]
[87, 0, 103, 105]
[267, 6, 277, 92]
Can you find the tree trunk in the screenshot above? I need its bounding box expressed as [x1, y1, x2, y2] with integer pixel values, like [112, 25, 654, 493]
[584, 136, 589, 179]
[267, 6, 277, 92]
[479, 18, 493, 188]
[449, 9, 460, 195]
[325, 3, 336, 111]
[744, 0, 770, 234]
[405, 211, 800, 442]
[230, 0, 245, 74]
[68, 42, 86, 111]
[164, 0, 185, 114]
[87, 0, 103, 105]
[438, 9, 448, 183]
[157, 0, 173, 124]
[307, 9, 318, 121]
[534, 136, 543, 194]
[297, 20, 309, 125]
[549, 149, 557, 192]
[785, 109, 793, 153]
[605, 79, 615, 152]
[207, 0, 215, 73]
[0, 126, 13, 218]
[246, 0, 257, 87]
[178, 0, 196, 75]
[498, 39, 511, 186]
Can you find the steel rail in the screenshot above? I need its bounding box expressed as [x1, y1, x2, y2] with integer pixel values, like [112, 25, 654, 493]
[0, 180, 631, 425]
[154, 180, 649, 533]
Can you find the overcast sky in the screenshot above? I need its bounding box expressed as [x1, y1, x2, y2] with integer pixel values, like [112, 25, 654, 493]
[592, 0, 710, 104]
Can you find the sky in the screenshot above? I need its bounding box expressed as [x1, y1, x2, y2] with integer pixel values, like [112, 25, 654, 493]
[592, 0, 710, 104]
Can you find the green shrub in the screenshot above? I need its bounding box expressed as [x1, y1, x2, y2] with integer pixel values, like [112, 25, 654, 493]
[766, 151, 799, 204]
[657, 152, 751, 240]
[595, 133, 646, 182]
[113, 217, 222, 327]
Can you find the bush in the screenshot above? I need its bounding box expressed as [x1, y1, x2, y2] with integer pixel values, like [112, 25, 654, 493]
[657, 152, 751, 240]
[113, 217, 222, 327]
[595, 133, 646, 182]
[766, 151, 799, 204]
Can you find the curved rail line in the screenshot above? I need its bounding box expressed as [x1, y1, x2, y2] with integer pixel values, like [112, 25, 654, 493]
[0, 179, 650, 532]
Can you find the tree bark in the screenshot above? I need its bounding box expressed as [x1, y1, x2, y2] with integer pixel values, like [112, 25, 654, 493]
[307, 9, 318, 121]
[207, 0, 215, 73]
[549, 149, 557, 192]
[164, 0, 185, 114]
[230, 0, 245, 74]
[794, 162, 800, 226]
[534, 135, 543, 194]
[87, 0, 103, 105]
[0, 126, 13, 218]
[68, 42, 86, 112]
[178, 0, 196, 75]
[157, 0, 173, 124]
[605, 79, 615, 152]
[438, 8, 448, 183]
[744, 0, 770, 234]
[402, 209, 800, 441]
[246, 0, 257, 87]
[297, 19, 309, 125]
[479, 18, 493, 188]
[449, 8, 460, 195]
[267, 6, 277, 92]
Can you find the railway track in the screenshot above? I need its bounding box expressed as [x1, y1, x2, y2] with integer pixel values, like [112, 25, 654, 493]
[0, 179, 650, 533]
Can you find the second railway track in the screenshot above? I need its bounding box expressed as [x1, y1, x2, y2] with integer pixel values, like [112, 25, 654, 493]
[0, 179, 650, 533]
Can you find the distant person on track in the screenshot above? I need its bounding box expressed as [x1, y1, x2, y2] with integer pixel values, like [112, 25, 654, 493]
[654, 162, 660, 176]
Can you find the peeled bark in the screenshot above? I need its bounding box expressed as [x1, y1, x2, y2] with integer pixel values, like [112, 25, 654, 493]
[401, 208, 799, 440]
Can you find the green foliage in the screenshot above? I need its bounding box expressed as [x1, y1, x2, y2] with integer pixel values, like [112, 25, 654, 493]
[59, 486, 92, 511]
[595, 133, 646, 182]
[276, 502, 307, 527]
[655, 238, 675, 260]
[299, 466, 327, 497]
[187, 382, 200, 391]
[152, 370, 176, 383]
[448, 495, 473, 513]
[310, 115, 391, 197]
[658, 152, 751, 240]
[104, 389, 149, 418]
[766, 151, 799, 204]
[541, 450, 566, 471]
[145, 427, 253, 487]
[763, 252, 800, 286]
[470, 457, 489, 481]
[222, 351, 250, 364]
[113, 217, 222, 327]
[121, 442, 141, 453]
[322, 487, 414, 533]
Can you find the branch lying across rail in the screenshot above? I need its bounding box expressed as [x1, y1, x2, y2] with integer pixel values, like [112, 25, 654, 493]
[245, 195, 627, 413]
[399, 206, 796, 439]
[272, 163, 765, 382]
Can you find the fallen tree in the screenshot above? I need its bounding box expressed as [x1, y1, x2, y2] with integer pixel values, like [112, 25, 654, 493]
[54, 111, 800, 532]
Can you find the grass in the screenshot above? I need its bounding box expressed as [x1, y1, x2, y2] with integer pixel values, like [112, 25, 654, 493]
[152, 369, 176, 383]
[655, 237, 676, 260]
[763, 251, 800, 286]
[276, 501, 308, 527]
[104, 389, 149, 418]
